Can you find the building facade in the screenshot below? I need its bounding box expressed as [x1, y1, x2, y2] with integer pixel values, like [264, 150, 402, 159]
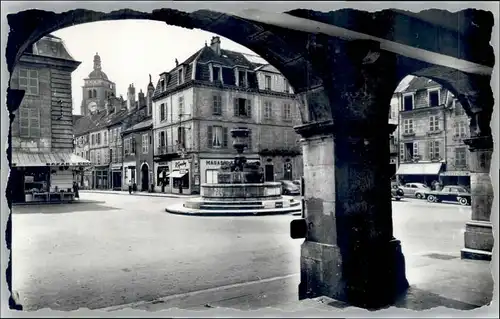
[73, 60, 155, 190]
[121, 118, 154, 191]
[395, 76, 470, 188]
[152, 37, 303, 195]
[10, 34, 90, 203]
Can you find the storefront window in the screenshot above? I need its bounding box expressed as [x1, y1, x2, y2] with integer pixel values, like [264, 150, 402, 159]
[157, 166, 170, 186]
[24, 167, 49, 193]
[206, 170, 219, 184]
[173, 170, 189, 189]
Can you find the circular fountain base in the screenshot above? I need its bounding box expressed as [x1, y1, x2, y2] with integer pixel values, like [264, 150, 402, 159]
[165, 195, 301, 216]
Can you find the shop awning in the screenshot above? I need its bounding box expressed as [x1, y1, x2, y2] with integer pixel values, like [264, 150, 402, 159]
[396, 162, 443, 175]
[170, 171, 187, 178]
[440, 171, 470, 177]
[12, 151, 92, 167]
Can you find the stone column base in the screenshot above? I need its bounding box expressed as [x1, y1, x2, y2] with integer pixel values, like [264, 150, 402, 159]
[299, 240, 409, 309]
[461, 220, 493, 261]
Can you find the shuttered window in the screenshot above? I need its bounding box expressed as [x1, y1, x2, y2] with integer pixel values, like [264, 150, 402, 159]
[233, 98, 252, 117]
[19, 107, 40, 138]
[18, 68, 39, 95]
[207, 126, 228, 148]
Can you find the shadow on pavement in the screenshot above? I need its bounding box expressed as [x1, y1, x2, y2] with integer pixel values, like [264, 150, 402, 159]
[11, 201, 118, 214]
[393, 287, 480, 311]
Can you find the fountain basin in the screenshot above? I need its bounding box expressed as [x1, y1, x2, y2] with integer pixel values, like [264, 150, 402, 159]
[201, 182, 282, 200]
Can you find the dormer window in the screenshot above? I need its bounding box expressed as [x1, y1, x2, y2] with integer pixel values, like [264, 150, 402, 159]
[265, 75, 272, 91]
[237, 70, 247, 87]
[212, 66, 222, 82]
[160, 78, 166, 91]
[178, 68, 184, 85]
[284, 80, 290, 93]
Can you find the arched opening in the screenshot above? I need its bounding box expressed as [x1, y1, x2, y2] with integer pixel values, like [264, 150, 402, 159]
[389, 74, 493, 307]
[140, 162, 149, 192]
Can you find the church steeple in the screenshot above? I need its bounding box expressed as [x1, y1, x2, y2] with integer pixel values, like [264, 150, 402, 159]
[93, 52, 102, 71]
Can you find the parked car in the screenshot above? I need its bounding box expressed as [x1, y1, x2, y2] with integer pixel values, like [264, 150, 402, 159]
[399, 182, 431, 199]
[281, 180, 300, 195]
[423, 185, 471, 206]
[391, 184, 404, 201]
[292, 180, 301, 187]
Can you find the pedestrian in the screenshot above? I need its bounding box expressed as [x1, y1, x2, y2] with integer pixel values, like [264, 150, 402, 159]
[73, 181, 80, 200]
[128, 179, 132, 195]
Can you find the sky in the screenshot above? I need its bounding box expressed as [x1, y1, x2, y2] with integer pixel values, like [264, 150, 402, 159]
[52, 20, 264, 115]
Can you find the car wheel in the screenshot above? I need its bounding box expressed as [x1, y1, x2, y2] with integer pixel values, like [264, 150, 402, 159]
[458, 197, 469, 206]
[427, 195, 437, 203]
[395, 197, 401, 201]
[416, 193, 423, 199]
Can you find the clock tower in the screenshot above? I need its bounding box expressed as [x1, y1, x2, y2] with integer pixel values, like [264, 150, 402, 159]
[80, 52, 116, 116]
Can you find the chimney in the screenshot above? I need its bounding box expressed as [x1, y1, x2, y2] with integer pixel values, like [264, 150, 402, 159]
[175, 58, 179, 67]
[210, 36, 221, 55]
[138, 89, 146, 108]
[127, 84, 136, 111]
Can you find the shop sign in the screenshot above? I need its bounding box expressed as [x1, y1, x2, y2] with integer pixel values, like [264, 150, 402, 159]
[204, 159, 259, 170]
[179, 169, 187, 175]
[174, 160, 189, 169]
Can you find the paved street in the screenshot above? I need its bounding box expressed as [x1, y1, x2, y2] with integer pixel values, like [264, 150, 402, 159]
[11, 193, 491, 311]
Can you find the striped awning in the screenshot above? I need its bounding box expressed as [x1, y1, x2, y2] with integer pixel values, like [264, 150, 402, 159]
[11, 151, 91, 167]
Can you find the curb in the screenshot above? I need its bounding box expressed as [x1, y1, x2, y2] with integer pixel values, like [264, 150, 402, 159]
[12, 200, 105, 206]
[80, 190, 197, 199]
[165, 204, 302, 217]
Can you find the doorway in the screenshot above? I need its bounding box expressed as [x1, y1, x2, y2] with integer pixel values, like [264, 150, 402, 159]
[141, 164, 149, 191]
[265, 164, 274, 182]
[284, 162, 293, 180]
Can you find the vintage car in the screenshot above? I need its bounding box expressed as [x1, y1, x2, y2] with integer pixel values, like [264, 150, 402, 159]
[399, 182, 431, 199]
[424, 185, 471, 206]
[391, 184, 405, 201]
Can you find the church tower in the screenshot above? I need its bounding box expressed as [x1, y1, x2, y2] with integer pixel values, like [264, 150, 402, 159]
[146, 74, 155, 116]
[80, 52, 116, 116]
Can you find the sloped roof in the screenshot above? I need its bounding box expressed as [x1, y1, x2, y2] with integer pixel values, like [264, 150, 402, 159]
[32, 34, 76, 61]
[404, 76, 440, 92]
[123, 118, 153, 134]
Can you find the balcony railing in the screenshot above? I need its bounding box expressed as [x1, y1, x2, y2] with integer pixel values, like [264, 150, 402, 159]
[155, 145, 193, 156]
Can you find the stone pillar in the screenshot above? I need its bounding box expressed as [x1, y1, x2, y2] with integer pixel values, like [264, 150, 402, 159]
[461, 135, 493, 260]
[295, 120, 408, 309]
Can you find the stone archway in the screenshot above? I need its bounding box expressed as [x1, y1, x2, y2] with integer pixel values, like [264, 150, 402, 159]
[5, 6, 495, 310]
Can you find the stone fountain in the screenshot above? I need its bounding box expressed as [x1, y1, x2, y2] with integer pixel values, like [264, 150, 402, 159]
[165, 127, 301, 216]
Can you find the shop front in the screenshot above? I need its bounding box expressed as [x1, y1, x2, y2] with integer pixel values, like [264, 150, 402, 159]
[110, 163, 123, 190]
[94, 166, 109, 189]
[171, 159, 192, 194]
[395, 162, 444, 187]
[155, 161, 171, 193]
[11, 151, 91, 203]
[123, 161, 136, 190]
[200, 157, 260, 184]
[439, 171, 471, 188]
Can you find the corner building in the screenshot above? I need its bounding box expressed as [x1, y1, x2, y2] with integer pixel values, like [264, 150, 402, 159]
[152, 37, 303, 194]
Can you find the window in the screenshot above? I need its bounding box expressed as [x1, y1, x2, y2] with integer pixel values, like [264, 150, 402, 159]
[97, 133, 101, 145]
[160, 103, 165, 121]
[104, 131, 107, 144]
[177, 127, 186, 148]
[403, 119, 414, 134]
[428, 89, 440, 107]
[265, 75, 272, 90]
[234, 98, 252, 117]
[19, 107, 40, 138]
[284, 80, 290, 93]
[104, 150, 109, 164]
[178, 97, 184, 118]
[213, 95, 222, 115]
[283, 103, 292, 121]
[238, 70, 247, 87]
[403, 94, 414, 111]
[454, 99, 465, 116]
[247, 129, 253, 151]
[131, 137, 136, 154]
[455, 121, 467, 138]
[429, 116, 439, 132]
[158, 131, 166, 153]
[413, 142, 419, 159]
[91, 134, 95, 145]
[88, 90, 92, 98]
[142, 134, 149, 154]
[96, 151, 101, 165]
[19, 68, 39, 95]
[402, 142, 417, 161]
[264, 101, 272, 119]
[93, 89, 97, 98]
[428, 140, 441, 160]
[212, 66, 221, 82]
[160, 79, 166, 91]
[208, 126, 228, 148]
[178, 68, 184, 85]
[455, 147, 467, 166]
